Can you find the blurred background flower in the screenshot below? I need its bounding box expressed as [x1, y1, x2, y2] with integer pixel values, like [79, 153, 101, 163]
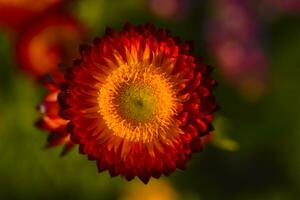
[206, 0, 269, 101]
[15, 12, 87, 77]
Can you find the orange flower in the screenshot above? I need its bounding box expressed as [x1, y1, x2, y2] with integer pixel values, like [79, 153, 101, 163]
[15, 12, 86, 77]
[60, 23, 217, 183]
[36, 72, 74, 155]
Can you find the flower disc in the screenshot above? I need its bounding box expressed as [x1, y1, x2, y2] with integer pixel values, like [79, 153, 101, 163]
[60, 23, 217, 183]
[98, 64, 179, 143]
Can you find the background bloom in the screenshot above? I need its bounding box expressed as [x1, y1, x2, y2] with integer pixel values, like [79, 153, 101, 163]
[206, 0, 269, 100]
[15, 12, 86, 77]
[60, 23, 216, 183]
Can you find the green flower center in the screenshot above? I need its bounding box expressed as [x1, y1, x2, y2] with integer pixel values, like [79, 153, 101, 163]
[116, 84, 157, 123]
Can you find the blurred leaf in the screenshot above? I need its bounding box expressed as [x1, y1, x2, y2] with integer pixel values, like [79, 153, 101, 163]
[211, 116, 240, 152]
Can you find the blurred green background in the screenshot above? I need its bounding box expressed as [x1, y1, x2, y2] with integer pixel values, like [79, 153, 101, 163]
[0, 0, 300, 199]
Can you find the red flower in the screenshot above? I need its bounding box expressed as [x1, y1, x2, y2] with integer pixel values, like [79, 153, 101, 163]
[15, 12, 86, 77]
[0, 0, 66, 30]
[60, 23, 217, 183]
[36, 71, 74, 155]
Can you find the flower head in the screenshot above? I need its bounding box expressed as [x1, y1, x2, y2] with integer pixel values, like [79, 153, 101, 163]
[16, 12, 86, 77]
[60, 23, 217, 183]
[36, 71, 74, 155]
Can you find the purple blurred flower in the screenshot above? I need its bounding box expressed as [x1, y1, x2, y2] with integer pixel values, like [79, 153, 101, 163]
[206, 0, 269, 98]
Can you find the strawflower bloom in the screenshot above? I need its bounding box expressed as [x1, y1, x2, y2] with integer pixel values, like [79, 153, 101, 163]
[36, 72, 74, 155]
[15, 12, 86, 77]
[60, 23, 217, 183]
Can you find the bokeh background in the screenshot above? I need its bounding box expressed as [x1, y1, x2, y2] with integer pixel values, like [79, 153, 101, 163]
[0, 0, 300, 199]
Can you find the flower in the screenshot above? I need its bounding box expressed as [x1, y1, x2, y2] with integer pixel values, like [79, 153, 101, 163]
[206, 0, 269, 100]
[15, 12, 86, 77]
[36, 71, 74, 155]
[60, 23, 217, 183]
[0, 0, 66, 30]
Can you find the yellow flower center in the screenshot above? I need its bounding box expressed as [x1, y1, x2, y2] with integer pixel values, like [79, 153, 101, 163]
[98, 64, 179, 143]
